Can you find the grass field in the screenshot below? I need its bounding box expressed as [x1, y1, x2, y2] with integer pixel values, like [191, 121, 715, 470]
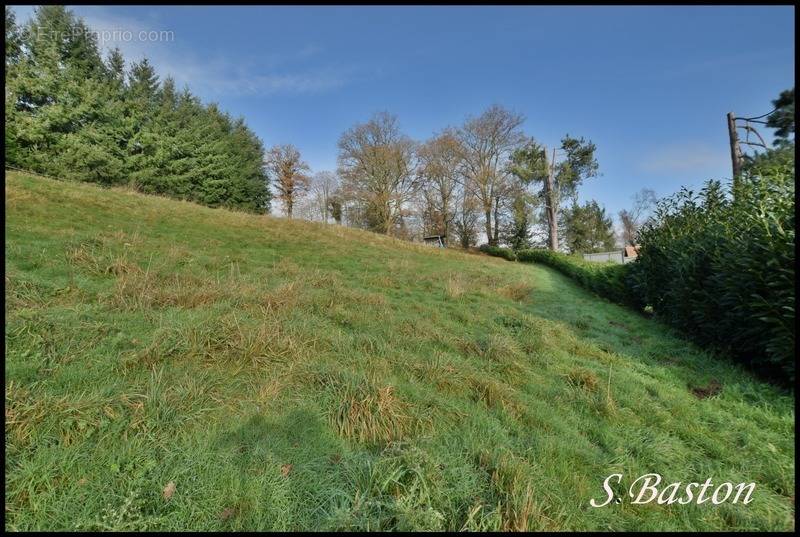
[4, 170, 795, 531]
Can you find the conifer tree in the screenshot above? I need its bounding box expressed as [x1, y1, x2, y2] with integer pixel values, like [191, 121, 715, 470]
[4, 5, 271, 212]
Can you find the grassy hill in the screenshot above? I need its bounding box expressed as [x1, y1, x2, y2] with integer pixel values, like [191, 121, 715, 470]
[5, 171, 794, 531]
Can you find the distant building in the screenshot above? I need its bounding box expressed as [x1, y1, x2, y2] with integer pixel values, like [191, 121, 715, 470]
[623, 245, 639, 261]
[583, 245, 639, 264]
[423, 235, 446, 248]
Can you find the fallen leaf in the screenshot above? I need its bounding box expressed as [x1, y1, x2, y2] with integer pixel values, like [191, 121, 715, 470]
[281, 464, 292, 477]
[163, 481, 176, 500]
[77, 478, 87, 486]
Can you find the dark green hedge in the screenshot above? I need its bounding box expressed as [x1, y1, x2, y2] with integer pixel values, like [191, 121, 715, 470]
[504, 164, 795, 384]
[515, 249, 639, 308]
[632, 168, 795, 382]
[478, 244, 517, 261]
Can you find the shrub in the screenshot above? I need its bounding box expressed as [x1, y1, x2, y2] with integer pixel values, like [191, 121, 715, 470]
[479, 244, 517, 261]
[475, 163, 795, 385]
[634, 164, 795, 382]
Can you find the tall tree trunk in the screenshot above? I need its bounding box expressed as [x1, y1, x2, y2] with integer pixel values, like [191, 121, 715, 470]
[545, 190, 558, 251]
[384, 198, 393, 236]
[492, 196, 500, 245]
[727, 111, 743, 193]
[485, 207, 495, 246]
[286, 198, 293, 219]
[545, 147, 558, 251]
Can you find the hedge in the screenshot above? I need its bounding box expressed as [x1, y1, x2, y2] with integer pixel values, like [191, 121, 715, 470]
[486, 163, 795, 384]
[632, 168, 795, 383]
[478, 244, 517, 261]
[515, 248, 639, 308]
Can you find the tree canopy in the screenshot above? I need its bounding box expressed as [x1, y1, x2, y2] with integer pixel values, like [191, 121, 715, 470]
[563, 200, 616, 254]
[766, 87, 794, 145]
[4, 5, 270, 213]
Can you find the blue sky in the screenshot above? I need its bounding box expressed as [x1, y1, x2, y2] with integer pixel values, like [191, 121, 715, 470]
[11, 5, 795, 217]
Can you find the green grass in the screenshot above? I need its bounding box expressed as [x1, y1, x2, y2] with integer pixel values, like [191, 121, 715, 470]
[5, 171, 795, 531]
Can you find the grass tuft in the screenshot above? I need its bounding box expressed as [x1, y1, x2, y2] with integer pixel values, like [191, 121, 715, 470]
[330, 374, 412, 446]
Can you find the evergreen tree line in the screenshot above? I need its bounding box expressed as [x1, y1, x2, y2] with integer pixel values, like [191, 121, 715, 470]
[5, 6, 271, 212]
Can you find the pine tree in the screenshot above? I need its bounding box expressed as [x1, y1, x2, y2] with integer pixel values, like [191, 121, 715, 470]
[25, 6, 104, 78]
[501, 190, 534, 250]
[5, 7, 21, 67]
[5, 6, 270, 212]
[106, 48, 126, 89]
[563, 200, 616, 254]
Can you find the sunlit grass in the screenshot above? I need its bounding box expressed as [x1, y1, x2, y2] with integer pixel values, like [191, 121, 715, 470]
[4, 171, 794, 531]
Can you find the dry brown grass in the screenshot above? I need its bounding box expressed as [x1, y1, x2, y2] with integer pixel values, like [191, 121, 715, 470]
[65, 231, 145, 276]
[565, 367, 599, 392]
[497, 282, 533, 302]
[165, 243, 194, 264]
[121, 311, 315, 372]
[330, 375, 412, 446]
[261, 280, 301, 312]
[467, 375, 523, 417]
[331, 287, 388, 309]
[5, 382, 46, 447]
[112, 270, 220, 309]
[303, 268, 343, 289]
[407, 354, 463, 395]
[250, 374, 290, 406]
[387, 258, 412, 272]
[5, 273, 49, 310]
[458, 334, 524, 367]
[65, 240, 109, 274]
[110, 263, 263, 311]
[445, 273, 466, 299]
[185, 313, 313, 367]
[5, 383, 123, 448]
[273, 258, 301, 277]
[4, 181, 34, 208]
[478, 451, 558, 531]
[123, 324, 188, 368]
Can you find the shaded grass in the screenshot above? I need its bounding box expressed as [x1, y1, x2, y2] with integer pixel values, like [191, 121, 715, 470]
[4, 171, 795, 531]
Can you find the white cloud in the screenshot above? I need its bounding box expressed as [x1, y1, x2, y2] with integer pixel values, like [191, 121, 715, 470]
[11, 6, 354, 98]
[160, 59, 353, 97]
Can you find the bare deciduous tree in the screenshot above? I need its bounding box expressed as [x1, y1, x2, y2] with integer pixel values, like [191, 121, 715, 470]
[265, 144, 311, 219]
[310, 170, 339, 223]
[337, 112, 418, 235]
[618, 188, 657, 245]
[453, 178, 481, 248]
[457, 105, 526, 246]
[417, 129, 463, 243]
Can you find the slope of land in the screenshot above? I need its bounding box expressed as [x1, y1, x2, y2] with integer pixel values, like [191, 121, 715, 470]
[4, 171, 794, 531]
